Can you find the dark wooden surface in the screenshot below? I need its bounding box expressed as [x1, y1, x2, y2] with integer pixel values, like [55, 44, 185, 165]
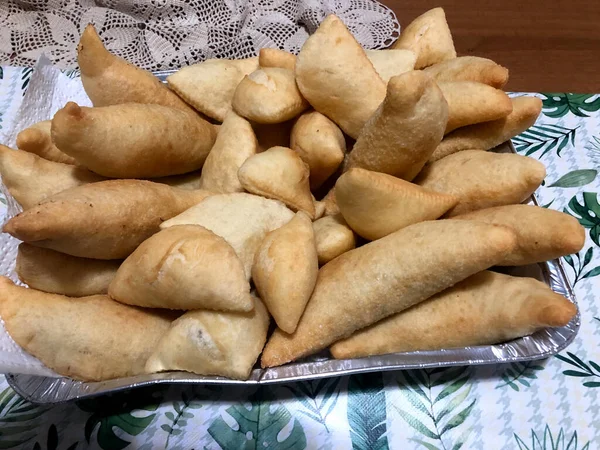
[382, 0, 600, 93]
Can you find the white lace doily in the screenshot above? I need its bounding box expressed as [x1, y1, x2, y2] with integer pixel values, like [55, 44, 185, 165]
[0, 0, 400, 70]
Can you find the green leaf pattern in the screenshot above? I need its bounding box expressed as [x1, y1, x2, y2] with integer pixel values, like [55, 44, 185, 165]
[513, 124, 578, 158]
[0, 387, 48, 449]
[563, 247, 600, 285]
[565, 192, 600, 246]
[347, 374, 389, 450]
[541, 93, 600, 118]
[394, 368, 476, 450]
[285, 378, 340, 432]
[78, 391, 161, 450]
[514, 425, 590, 450]
[496, 362, 545, 391]
[207, 390, 307, 450]
[548, 169, 597, 188]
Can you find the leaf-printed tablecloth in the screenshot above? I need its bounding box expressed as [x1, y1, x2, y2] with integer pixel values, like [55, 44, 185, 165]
[0, 66, 598, 450]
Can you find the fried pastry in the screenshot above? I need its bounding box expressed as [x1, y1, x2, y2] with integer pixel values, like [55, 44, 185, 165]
[439, 81, 513, 134]
[145, 296, 269, 380]
[336, 168, 458, 240]
[312, 214, 356, 265]
[238, 146, 316, 218]
[331, 271, 577, 358]
[78, 24, 194, 112]
[416, 150, 546, 217]
[295, 15, 386, 138]
[160, 193, 295, 278]
[0, 277, 172, 381]
[290, 111, 346, 190]
[259, 48, 416, 84]
[261, 220, 517, 367]
[259, 48, 297, 71]
[3, 180, 211, 259]
[344, 71, 448, 180]
[200, 111, 258, 193]
[16, 243, 120, 297]
[430, 97, 543, 161]
[423, 56, 509, 88]
[454, 205, 585, 265]
[232, 68, 309, 124]
[51, 102, 216, 178]
[0, 145, 105, 209]
[16, 121, 77, 165]
[252, 212, 318, 333]
[365, 49, 417, 82]
[167, 57, 259, 121]
[109, 225, 253, 311]
[391, 7, 456, 69]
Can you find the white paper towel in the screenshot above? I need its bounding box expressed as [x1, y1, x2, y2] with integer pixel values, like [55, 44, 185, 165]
[0, 56, 92, 377]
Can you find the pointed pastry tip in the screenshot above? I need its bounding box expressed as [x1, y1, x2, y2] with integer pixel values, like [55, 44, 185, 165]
[538, 300, 577, 327]
[62, 102, 83, 119]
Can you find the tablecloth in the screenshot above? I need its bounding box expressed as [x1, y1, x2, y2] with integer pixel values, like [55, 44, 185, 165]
[0, 65, 598, 449]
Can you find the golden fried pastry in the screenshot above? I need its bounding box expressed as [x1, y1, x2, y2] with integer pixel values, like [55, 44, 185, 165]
[295, 15, 386, 138]
[145, 296, 269, 380]
[364, 49, 417, 83]
[416, 150, 546, 217]
[313, 214, 356, 265]
[290, 111, 346, 190]
[0, 145, 105, 209]
[344, 71, 448, 181]
[232, 68, 309, 124]
[238, 146, 316, 218]
[167, 57, 259, 121]
[261, 220, 517, 367]
[423, 56, 509, 88]
[391, 7, 456, 69]
[439, 81, 513, 134]
[259, 48, 297, 71]
[200, 111, 258, 193]
[16, 121, 77, 165]
[259, 48, 416, 84]
[331, 271, 577, 358]
[16, 243, 120, 297]
[430, 97, 542, 161]
[109, 225, 253, 311]
[160, 193, 295, 278]
[336, 168, 458, 240]
[78, 24, 194, 113]
[253, 212, 318, 333]
[3, 180, 211, 259]
[51, 102, 216, 178]
[454, 205, 585, 265]
[0, 276, 173, 381]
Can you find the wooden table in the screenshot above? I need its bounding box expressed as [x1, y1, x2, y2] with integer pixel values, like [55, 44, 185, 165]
[382, 0, 600, 92]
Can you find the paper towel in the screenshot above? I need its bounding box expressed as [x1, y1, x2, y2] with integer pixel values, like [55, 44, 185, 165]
[0, 56, 92, 377]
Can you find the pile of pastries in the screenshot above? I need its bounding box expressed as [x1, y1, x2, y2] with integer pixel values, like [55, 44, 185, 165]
[0, 8, 583, 382]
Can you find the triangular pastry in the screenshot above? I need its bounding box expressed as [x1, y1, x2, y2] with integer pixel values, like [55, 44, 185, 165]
[238, 146, 316, 218]
[109, 225, 253, 311]
[252, 212, 318, 333]
[336, 168, 458, 240]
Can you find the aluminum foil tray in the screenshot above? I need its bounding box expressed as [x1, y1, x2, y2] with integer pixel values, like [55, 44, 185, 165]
[4, 126, 580, 403]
